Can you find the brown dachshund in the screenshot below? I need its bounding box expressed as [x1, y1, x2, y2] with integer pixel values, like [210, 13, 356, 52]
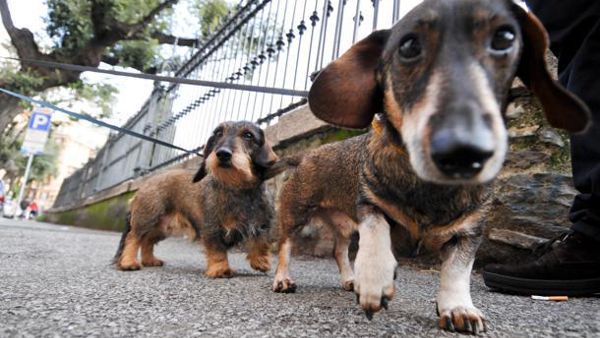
[114, 121, 290, 277]
[272, 0, 589, 334]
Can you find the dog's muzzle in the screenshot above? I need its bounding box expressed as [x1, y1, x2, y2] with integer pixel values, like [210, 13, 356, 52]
[216, 148, 233, 167]
[430, 127, 494, 179]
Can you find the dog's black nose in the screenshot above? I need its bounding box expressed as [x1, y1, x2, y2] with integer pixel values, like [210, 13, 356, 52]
[216, 148, 232, 163]
[430, 130, 494, 179]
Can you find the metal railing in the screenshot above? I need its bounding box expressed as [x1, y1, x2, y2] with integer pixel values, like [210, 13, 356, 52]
[53, 0, 409, 209]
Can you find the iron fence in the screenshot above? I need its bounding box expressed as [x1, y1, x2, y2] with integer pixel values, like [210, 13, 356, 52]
[53, 0, 411, 209]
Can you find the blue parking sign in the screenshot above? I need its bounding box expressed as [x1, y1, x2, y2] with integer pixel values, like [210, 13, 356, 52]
[21, 109, 53, 155]
[28, 111, 52, 132]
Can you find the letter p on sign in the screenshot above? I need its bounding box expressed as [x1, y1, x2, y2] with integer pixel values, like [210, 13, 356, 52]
[28, 111, 52, 132]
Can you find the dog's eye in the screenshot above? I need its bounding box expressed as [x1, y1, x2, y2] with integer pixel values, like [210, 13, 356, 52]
[398, 34, 422, 61]
[490, 27, 516, 52]
[214, 129, 223, 137]
[242, 131, 254, 140]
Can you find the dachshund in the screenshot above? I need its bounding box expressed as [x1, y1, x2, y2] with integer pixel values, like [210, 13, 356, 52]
[272, 0, 590, 333]
[114, 121, 292, 277]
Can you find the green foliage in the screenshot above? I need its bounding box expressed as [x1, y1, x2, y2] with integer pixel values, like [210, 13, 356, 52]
[65, 81, 118, 119]
[112, 0, 164, 24]
[0, 125, 22, 171]
[19, 140, 60, 183]
[37, 0, 235, 76]
[45, 0, 169, 66]
[193, 0, 230, 37]
[45, 0, 93, 54]
[0, 62, 45, 95]
[107, 39, 161, 73]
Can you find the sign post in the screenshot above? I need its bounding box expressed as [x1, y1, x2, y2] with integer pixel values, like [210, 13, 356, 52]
[15, 107, 52, 218]
[15, 154, 34, 216]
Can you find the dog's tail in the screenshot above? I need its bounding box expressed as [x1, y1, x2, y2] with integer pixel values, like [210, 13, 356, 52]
[261, 153, 304, 180]
[281, 153, 303, 167]
[112, 212, 132, 264]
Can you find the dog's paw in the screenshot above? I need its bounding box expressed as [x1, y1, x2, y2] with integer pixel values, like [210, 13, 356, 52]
[205, 266, 234, 278]
[341, 278, 354, 291]
[142, 258, 164, 267]
[249, 254, 271, 273]
[118, 262, 141, 271]
[353, 249, 396, 318]
[272, 275, 297, 293]
[438, 305, 486, 334]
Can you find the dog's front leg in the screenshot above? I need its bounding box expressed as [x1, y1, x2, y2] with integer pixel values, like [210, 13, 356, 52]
[353, 208, 397, 319]
[203, 241, 233, 278]
[246, 236, 271, 273]
[437, 233, 486, 334]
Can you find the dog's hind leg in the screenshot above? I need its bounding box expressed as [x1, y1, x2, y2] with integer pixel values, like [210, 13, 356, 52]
[246, 236, 271, 273]
[272, 236, 295, 292]
[334, 233, 355, 291]
[323, 210, 357, 291]
[272, 201, 311, 292]
[140, 234, 164, 267]
[113, 213, 131, 265]
[118, 232, 142, 271]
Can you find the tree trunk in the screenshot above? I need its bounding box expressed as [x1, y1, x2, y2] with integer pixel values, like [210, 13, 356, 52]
[0, 93, 21, 134]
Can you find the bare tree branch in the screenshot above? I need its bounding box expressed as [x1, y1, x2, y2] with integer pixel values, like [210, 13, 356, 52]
[0, 0, 44, 61]
[100, 55, 120, 66]
[90, 0, 116, 39]
[100, 55, 157, 74]
[120, 30, 199, 47]
[130, 0, 179, 32]
[0, 0, 15, 31]
[151, 31, 199, 47]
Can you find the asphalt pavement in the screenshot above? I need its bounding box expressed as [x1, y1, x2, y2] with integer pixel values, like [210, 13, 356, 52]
[1, 218, 599, 337]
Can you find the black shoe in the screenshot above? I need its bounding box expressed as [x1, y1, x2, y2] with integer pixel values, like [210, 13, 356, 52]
[483, 231, 600, 296]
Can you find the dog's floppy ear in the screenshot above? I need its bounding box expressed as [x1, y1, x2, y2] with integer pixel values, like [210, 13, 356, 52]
[255, 139, 278, 169]
[309, 29, 390, 129]
[512, 4, 590, 133]
[192, 135, 216, 183]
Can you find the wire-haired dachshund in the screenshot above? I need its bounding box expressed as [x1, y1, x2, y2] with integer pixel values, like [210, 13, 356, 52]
[272, 0, 590, 333]
[114, 121, 291, 278]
